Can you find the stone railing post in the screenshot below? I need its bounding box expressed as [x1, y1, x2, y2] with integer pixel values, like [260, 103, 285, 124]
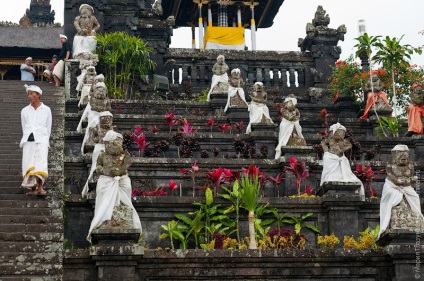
[65, 59, 80, 101]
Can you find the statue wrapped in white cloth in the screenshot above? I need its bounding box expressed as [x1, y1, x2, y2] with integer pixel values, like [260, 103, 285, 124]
[275, 94, 306, 159]
[207, 55, 229, 101]
[224, 68, 248, 112]
[87, 130, 141, 243]
[77, 66, 96, 107]
[246, 82, 274, 134]
[73, 4, 100, 57]
[377, 144, 424, 239]
[320, 122, 365, 198]
[81, 111, 114, 198]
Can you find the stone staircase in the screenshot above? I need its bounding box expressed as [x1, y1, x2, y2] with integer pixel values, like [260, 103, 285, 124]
[0, 81, 64, 281]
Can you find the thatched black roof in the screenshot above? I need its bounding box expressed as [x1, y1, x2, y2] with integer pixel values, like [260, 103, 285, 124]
[0, 26, 63, 49]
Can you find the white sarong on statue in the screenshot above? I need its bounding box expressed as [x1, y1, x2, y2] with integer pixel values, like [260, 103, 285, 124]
[80, 108, 100, 154]
[246, 101, 273, 134]
[52, 60, 65, 82]
[86, 174, 142, 242]
[77, 103, 91, 134]
[207, 73, 228, 102]
[378, 178, 424, 239]
[274, 118, 304, 159]
[76, 69, 87, 92]
[78, 84, 92, 107]
[21, 142, 49, 186]
[81, 143, 105, 198]
[73, 36, 97, 58]
[320, 151, 365, 198]
[224, 86, 248, 112]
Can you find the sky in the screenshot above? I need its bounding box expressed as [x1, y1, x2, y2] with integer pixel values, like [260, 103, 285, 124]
[1, 0, 423, 66]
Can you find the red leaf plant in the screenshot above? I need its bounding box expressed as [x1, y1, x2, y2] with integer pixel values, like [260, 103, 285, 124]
[166, 179, 179, 196]
[215, 123, 229, 134]
[164, 112, 178, 133]
[283, 156, 310, 196]
[179, 160, 202, 197]
[182, 122, 198, 134]
[148, 125, 160, 134]
[242, 163, 267, 186]
[132, 187, 168, 197]
[353, 164, 376, 198]
[268, 173, 284, 197]
[205, 119, 215, 133]
[205, 167, 233, 196]
[131, 126, 150, 157]
[233, 121, 245, 134]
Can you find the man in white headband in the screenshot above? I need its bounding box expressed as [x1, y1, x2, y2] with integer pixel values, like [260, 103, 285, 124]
[53, 34, 71, 87]
[20, 85, 52, 195]
[20, 57, 36, 81]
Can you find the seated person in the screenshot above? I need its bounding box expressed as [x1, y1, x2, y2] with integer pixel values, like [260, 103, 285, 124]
[43, 55, 58, 83]
[20, 57, 36, 81]
[53, 34, 71, 87]
[360, 74, 391, 119]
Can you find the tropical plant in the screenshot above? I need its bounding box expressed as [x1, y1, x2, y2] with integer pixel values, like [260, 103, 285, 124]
[95, 31, 156, 98]
[220, 180, 243, 243]
[239, 174, 261, 249]
[376, 116, 404, 137]
[353, 164, 376, 198]
[268, 173, 284, 197]
[343, 225, 380, 249]
[179, 160, 201, 197]
[205, 167, 233, 196]
[160, 220, 189, 249]
[131, 126, 149, 157]
[280, 212, 320, 235]
[164, 112, 178, 133]
[317, 233, 340, 249]
[283, 156, 309, 196]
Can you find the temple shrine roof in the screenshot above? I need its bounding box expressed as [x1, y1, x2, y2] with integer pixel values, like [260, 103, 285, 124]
[162, 0, 285, 29]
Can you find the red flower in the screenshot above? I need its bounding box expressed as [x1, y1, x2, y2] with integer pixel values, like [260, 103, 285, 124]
[215, 123, 228, 133]
[148, 125, 160, 133]
[206, 167, 232, 196]
[168, 179, 178, 191]
[134, 126, 143, 134]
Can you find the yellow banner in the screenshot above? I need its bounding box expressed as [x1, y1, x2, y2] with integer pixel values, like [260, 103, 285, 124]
[205, 26, 245, 45]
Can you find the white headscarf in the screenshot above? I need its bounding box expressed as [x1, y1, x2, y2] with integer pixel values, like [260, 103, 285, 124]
[59, 34, 67, 40]
[79, 4, 94, 13]
[284, 96, 297, 106]
[103, 130, 122, 142]
[99, 111, 113, 118]
[329, 122, 346, 134]
[231, 68, 241, 74]
[26, 57, 32, 61]
[392, 144, 409, 151]
[96, 82, 106, 88]
[24, 84, 42, 95]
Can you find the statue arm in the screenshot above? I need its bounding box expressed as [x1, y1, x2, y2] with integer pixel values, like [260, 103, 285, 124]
[93, 16, 100, 31]
[95, 152, 105, 175]
[74, 16, 82, 33]
[321, 138, 329, 152]
[123, 151, 132, 170]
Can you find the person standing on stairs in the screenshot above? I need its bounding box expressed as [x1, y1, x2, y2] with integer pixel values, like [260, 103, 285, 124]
[53, 34, 71, 87]
[20, 85, 52, 195]
[20, 57, 36, 81]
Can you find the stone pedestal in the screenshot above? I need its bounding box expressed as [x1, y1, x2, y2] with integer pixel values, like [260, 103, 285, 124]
[368, 108, 393, 121]
[320, 182, 363, 243]
[65, 59, 80, 100]
[377, 229, 424, 281]
[90, 229, 143, 281]
[225, 107, 249, 123]
[209, 92, 227, 113]
[277, 146, 314, 162]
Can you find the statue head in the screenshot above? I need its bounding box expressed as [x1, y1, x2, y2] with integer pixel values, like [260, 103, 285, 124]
[104, 131, 124, 156]
[99, 111, 113, 129]
[284, 94, 297, 110]
[217, 55, 225, 64]
[390, 144, 410, 166]
[410, 82, 424, 105]
[79, 4, 94, 16]
[254, 82, 264, 92]
[86, 66, 96, 77]
[365, 74, 382, 92]
[231, 68, 241, 79]
[329, 122, 346, 141]
[93, 82, 108, 99]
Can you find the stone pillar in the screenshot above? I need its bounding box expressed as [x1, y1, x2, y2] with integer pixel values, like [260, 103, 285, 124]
[65, 59, 80, 100]
[377, 229, 424, 281]
[319, 182, 363, 241]
[250, 6, 256, 51]
[90, 229, 144, 281]
[198, 4, 204, 50]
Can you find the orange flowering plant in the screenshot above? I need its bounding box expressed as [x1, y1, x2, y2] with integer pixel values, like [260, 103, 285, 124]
[328, 56, 368, 102]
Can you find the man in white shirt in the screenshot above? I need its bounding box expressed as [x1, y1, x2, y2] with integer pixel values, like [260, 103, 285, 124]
[20, 85, 52, 195]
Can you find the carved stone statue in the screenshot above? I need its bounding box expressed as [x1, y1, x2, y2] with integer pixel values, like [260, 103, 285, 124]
[78, 66, 97, 107]
[360, 75, 392, 119]
[275, 95, 306, 159]
[405, 83, 424, 136]
[246, 82, 274, 134]
[81, 112, 114, 198]
[73, 4, 100, 58]
[151, 0, 163, 16]
[378, 144, 424, 238]
[320, 123, 365, 197]
[224, 68, 248, 112]
[207, 55, 229, 101]
[87, 131, 141, 243]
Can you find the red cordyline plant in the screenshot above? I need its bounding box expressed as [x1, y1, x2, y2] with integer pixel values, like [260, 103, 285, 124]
[242, 163, 267, 186]
[166, 179, 179, 196]
[148, 125, 160, 134]
[131, 126, 150, 157]
[164, 112, 178, 133]
[179, 160, 201, 197]
[283, 156, 310, 196]
[353, 164, 376, 198]
[206, 167, 233, 196]
[131, 187, 168, 197]
[268, 173, 284, 197]
[206, 119, 215, 133]
[233, 121, 245, 134]
[216, 123, 230, 134]
[182, 122, 197, 134]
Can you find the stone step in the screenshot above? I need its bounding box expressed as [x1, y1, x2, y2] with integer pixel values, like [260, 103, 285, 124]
[1, 252, 62, 266]
[0, 214, 62, 225]
[0, 232, 63, 242]
[0, 241, 62, 253]
[0, 223, 63, 233]
[0, 264, 62, 277]
[0, 207, 57, 216]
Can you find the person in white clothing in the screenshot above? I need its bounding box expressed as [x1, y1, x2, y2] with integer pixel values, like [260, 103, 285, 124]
[20, 85, 52, 195]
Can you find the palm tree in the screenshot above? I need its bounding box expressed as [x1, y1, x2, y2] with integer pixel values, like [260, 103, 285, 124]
[373, 35, 422, 116]
[240, 174, 261, 249]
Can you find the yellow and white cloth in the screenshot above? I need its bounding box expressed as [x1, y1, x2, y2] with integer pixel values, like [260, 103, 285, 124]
[205, 26, 245, 50]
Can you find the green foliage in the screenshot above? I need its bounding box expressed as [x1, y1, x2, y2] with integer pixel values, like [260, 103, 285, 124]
[376, 116, 404, 137]
[193, 88, 209, 102]
[343, 225, 380, 249]
[240, 174, 261, 213]
[220, 180, 242, 243]
[280, 212, 320, 235]
[160, 220, 189, 249]
[95, 31, 156, 99]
